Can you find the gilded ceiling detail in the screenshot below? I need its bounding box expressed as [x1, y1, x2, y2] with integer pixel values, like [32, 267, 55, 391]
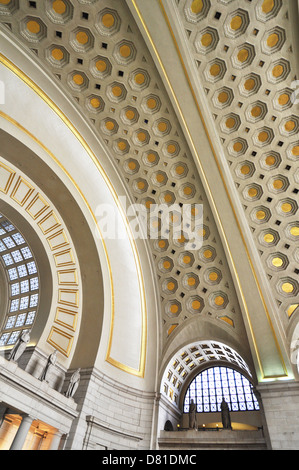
[0, 0, 250, 346]
[175, 0, 299, 332]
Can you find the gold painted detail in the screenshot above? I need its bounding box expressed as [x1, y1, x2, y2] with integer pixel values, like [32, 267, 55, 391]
[0, 154, 81, 358]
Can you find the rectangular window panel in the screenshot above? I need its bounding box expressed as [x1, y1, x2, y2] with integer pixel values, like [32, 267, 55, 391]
[0, 333, 10, 346]
[3, 237, 16, 249]
[20, 280, 30, 293]
[17, 265, 27, 278]
[21, 247, 32, 259]
[20, 296, 29, 310]
[27, 262, 37, 274]
[7, 331, 20, 345]
[8, 268, 18, 280]
[10, 299, 19, 312]
[30, 294, 38, 307]
[11, 283, 20, 296]
[12, 233, 25, 245]
[16, 313, 26, 327]
[0, 240, 6, 252]
[1, 221, 15, 232]
[30, 277, 39, 290]
[2, 254, 13, 266]
[11, 250, 23, 263]
[25, 311, 36, 325]
[5, 315, 16, 329]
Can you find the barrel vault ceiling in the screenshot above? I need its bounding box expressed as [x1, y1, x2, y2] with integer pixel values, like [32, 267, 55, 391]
[0, 0, 298, 376]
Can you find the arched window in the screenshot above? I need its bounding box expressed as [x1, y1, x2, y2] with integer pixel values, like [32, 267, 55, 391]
[183, 366, 259, 413]
[0, 214, 40, 347]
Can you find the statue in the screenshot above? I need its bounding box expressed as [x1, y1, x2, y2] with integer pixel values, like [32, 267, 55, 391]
[65, 368, 80, 398]
[221, 398, 232, 430]
[189, 399, 197, 430]
[8, 330, 30, 362]
[39, 350, 57, 382]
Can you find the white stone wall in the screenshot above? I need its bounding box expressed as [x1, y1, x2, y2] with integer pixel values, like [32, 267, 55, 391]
[64, 368, 155, 450]
[257, 381, 299, 450]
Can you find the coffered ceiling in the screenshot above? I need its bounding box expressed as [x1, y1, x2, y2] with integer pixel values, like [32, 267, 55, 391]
[0, 0, 298, 381]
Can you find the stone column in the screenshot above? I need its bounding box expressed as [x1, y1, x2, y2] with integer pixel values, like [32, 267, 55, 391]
[49, 430, 63, 450]
[9, 415, 33, 450]
[257, 381, 299, 450]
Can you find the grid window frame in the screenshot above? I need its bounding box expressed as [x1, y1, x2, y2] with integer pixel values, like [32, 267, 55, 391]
[0, 215, 40, 346]
[183, 366, 260, 413]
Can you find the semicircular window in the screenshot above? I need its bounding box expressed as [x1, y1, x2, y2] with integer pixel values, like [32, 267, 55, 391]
[183, 366, 260, 413]
[0, 213, 39, 347]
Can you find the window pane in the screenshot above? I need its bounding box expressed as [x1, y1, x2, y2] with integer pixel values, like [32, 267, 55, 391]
[3, 237, 16, 248]
[25, 311, 36, 325]
[2, 254, 14, 266]
[4, 316, 16, 330]
[20, 280, 29, 293]
[30, 294, 39, 307]
[16, 313, 26, 327]
[184, 366, 259, 413]
[12, 233, 25, 245]
[8, 268, 18, 280]
[21, 247, 32, 259]
[11, 283, 20, 296]
[27, 261, 37, 274]
[0, 333, 10, 346]
[30, 277, 39, 291]
[17, 265, 27, 277]
[11, 250, 23, 263]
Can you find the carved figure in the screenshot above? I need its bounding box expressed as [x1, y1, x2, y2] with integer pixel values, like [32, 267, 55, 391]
[65, 368, 81, 398]
[221, 398, 232, 430]
[8, 331, 30, 362]
[189, 399, 197, 430]
[40, 350, 57, 382]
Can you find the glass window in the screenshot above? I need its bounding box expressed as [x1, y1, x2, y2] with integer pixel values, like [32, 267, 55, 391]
[3, 236, 16, 248]
[11, 250, 23, 263]
[25, 311, 36, 325]
[0, 333, 10, 346]
[20, 280, 29, 293]
[2, 254, 14, 266]
[27, 261, 37, 275]
[10, 299, 19, 312]
[12, 233, 25, 245]
[11, 283, 20, 296]
[15, 313, 26, 327]
[183, 366, 259, 413]
[30, 277, 39, 291]
[1, 221, 15, 232]
[21, 246, 32, 259]
[4, 316, 16, 330]
[20, 296, 29, 310]
[0, 215, 40, 346]
[8, 268, 18, 280]
[17, 264, 27, 278]
[7, 330, 20, 345]
[30, 294, 39, 307]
